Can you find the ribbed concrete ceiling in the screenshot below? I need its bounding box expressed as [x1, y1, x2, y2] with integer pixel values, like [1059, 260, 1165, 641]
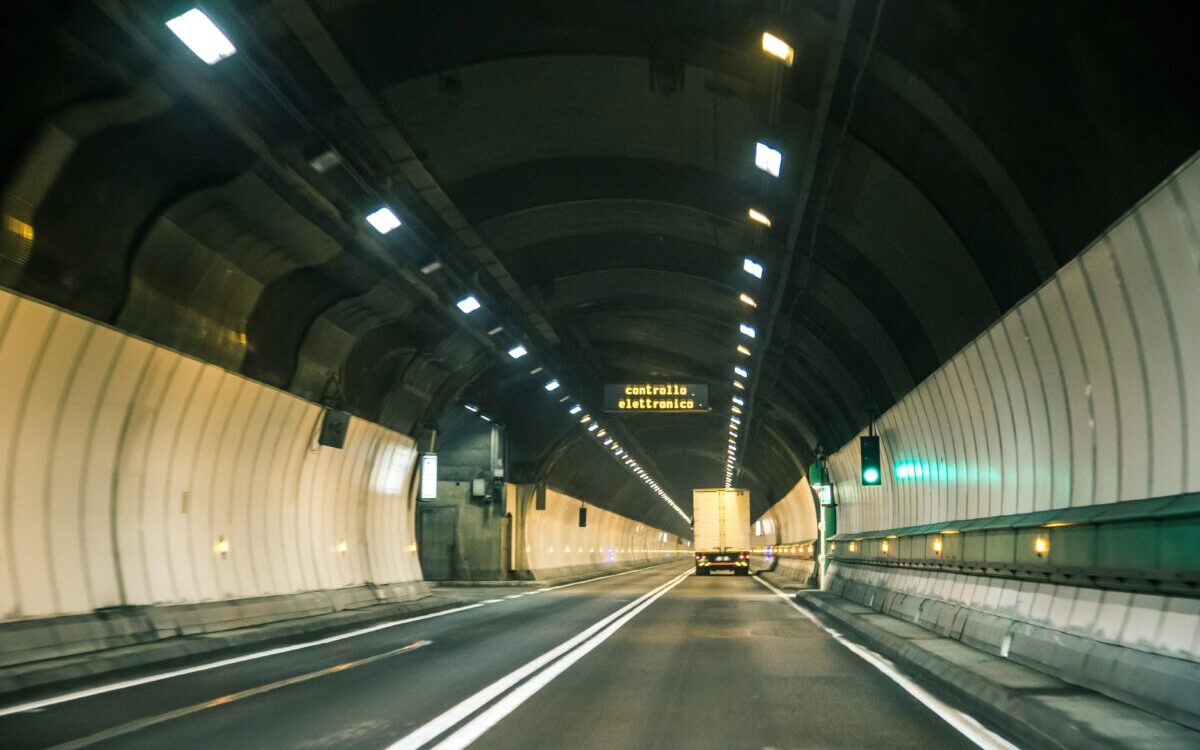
[1, 0, 1198, 535]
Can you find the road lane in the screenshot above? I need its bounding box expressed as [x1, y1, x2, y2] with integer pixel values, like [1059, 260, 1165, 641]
[0, 563, 690, 749]
[470, 571, 988, 750]
[1, 565, 1011, 749]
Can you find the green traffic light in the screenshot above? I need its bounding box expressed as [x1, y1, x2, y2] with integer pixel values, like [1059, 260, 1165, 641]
[863, 467, 879, 484]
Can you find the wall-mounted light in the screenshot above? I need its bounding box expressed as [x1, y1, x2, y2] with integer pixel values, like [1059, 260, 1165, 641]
[1034, 535, 1049, 557]
[743, 258, 764, 279]
[336, 539, 349, 556]
[213, 536, 230, 558]
[739, 323, 757, 338]
[880, 539, 890, 555]
[932, 536, 943, 555]
[737, 344, 752, 356]
[848, 541, 857, 553]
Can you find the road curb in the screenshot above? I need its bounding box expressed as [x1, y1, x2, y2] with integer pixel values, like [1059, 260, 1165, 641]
[0, 594, 464, 707]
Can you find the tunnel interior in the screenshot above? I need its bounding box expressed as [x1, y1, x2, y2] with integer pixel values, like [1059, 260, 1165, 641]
[2, 2, 1200, 746]
[4, 1, 1199, 540]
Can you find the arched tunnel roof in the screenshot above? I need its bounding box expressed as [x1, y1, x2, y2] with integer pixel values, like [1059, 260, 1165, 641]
[2, 0, 1198, 537]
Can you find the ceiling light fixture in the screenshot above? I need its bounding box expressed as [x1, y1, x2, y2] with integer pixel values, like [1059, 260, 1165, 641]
[747, 208, 772, 227]
[507, 344, 528, 359]
[456, 295, 481, 314]
[544, 379, 560, 391]
[755, 142, 782, 177]
[166, 8, 236, 64]
[761, 31, 795, 66]
[365, 206, 402, 234]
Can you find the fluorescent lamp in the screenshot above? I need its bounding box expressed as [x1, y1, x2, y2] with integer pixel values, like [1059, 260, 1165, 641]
[480, 414, 492, 422]
[737, 344, 752, 356]
[738, 293, 757, 309]
[748, 208, 772, 227]
[569, 404, 583, 415]
[597, 429, 607, 437]
[731, 405, 742, 414]
[733, 381, 745, 390]
[420, 261, 442, 275]
[731, 416, 742, 425]
[558, 396, 570, 403]
[734, 366, 748, 378]
[456, 295, 481, 314]
[739, 323, 756, 338]
[588, 423, 599, 432]
[761, 32, 794, 65]
[743, 257, 764, 278]
[580, 414, 592, 424]
[530, 367, 544, 375]
[604, 438, 614, 446]
[544, 379, 560, 391]
[366, 206, 402, 234]
[732, 396, 744, 406]
[464, 404, 479, 413]
[507, 344, 528, 359]
[755, 142, 782, 177]
[166, 8, 236, 65]
[308, 149, 341, 173]
[488, 326, 504, 336]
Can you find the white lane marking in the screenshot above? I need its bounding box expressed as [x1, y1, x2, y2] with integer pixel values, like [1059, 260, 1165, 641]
[386, 570, 691, 750]
[45, 641, 432, 750]
[430, 573, 689, 750]
[0, 562, 684, 717]
[503, 594, 524, 600]
[753, 576, 1019, 750]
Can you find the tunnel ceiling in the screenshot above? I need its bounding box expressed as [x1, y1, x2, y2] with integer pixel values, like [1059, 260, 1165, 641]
[2, 1, 1199, 535]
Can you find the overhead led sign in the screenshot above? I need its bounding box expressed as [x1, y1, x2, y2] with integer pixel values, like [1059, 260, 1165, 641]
[603, 383, 709, 413]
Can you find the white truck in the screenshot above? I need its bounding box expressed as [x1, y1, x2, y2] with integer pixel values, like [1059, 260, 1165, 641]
[692, 488, 751, 575]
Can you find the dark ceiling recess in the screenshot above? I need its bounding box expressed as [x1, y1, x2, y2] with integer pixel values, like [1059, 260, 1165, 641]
[1, 0, 1197, 534]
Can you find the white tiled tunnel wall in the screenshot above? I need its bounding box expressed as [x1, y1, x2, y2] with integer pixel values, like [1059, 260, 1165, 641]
[0, 289, 423, 620]
[756, 475, 819, 545]
[522, 488, 683, 576]
[759, 154, 1200, 662]
[827, 155, 1200, 531]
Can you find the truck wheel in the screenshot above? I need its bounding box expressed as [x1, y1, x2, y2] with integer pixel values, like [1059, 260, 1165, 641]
[695, 567, 708, 576]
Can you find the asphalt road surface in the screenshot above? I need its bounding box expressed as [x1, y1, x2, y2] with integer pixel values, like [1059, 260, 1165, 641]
[0, 563, 1004, 749]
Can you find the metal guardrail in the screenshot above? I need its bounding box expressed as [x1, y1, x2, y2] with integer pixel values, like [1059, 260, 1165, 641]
[827, 493, 1200, 597]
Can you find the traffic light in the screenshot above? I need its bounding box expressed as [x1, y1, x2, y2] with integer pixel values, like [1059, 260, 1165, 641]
[860, 435, 881, 485]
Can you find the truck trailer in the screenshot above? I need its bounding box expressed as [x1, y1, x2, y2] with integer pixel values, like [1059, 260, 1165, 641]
[692, 488, 751, 575]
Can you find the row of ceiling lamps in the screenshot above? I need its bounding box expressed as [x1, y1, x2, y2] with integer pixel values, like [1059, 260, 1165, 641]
[725, 31, 795, 488]
[163, 10, 528, 358]
[463, 384, 689, 524]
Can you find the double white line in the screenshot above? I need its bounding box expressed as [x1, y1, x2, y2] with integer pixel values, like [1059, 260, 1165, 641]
[386, 569, 691, 750]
